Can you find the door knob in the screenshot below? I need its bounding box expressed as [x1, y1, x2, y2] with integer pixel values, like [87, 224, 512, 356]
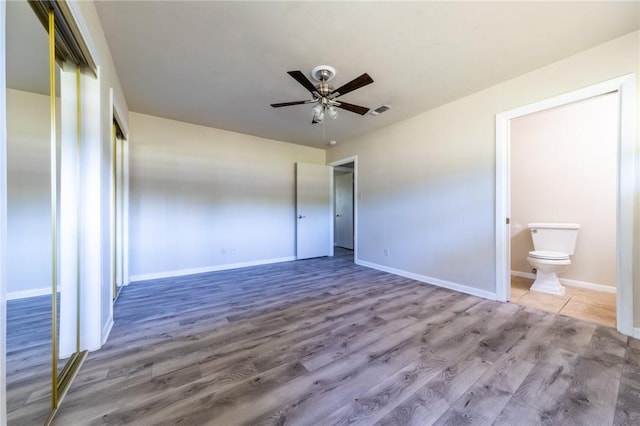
[298, 215, 306, 219]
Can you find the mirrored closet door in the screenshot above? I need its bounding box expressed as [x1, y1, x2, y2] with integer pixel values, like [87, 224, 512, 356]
[6, 1, 94, 423]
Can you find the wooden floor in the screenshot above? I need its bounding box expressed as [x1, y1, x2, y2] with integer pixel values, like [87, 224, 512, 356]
[8, 249, 638, 425]
[511, 276, 617, 328]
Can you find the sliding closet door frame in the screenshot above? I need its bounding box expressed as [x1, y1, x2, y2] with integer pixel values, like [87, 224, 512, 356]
[47, 11, 89, 418]
[111, 117, 126, 301]
[0, 2, 8, 424]
[1, 1, 105, 422]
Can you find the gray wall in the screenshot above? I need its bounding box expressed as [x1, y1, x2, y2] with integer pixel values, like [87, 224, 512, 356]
[327, 32, 639, 305]
[128, 112, 325, 280]
[6, 89, 59, 298]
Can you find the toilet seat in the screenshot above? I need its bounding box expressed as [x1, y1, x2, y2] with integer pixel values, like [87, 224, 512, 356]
[528, 250, 570, 260]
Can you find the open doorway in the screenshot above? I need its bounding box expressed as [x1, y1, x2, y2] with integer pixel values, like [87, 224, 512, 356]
[495, 75, 636, 336]
[334, 162, 354, 250]
[330, 156, 357, 263]
[509, 93, 617, 327]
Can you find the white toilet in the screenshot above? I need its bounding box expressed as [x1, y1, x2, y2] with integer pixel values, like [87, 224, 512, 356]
[526, 223, 580, 296]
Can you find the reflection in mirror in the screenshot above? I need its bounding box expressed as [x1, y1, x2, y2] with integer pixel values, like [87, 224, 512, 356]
[6, 0, 56, 424]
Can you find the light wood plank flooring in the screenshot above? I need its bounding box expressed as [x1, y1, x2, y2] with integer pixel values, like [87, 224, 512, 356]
[511, 275, 617, 328]
[22, 250, 637, 425]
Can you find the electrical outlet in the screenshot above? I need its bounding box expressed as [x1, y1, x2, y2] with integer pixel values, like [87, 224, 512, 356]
[384, 248, 390, 256]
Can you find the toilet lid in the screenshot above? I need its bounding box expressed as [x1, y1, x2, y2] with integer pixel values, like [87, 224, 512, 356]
[529, 250, 570, 260]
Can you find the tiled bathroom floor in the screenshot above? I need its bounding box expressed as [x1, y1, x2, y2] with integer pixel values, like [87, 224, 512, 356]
[510, 275, 616, 328]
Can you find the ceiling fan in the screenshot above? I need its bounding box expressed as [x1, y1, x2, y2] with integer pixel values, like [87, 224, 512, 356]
[270, 65, 374, 124]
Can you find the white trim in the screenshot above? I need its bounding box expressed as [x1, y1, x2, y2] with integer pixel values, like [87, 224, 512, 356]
[122, 138, 130, 286]
[329, 168, 335, 257]
[560, 279, 617, 294]
[59, 64, 81, 357]
[616, 74, 638, 337]
[496, 74, 637, 337]
[108, 88, 116, 324]
[112, 99, 129, 141]
[357, 259, 497, 301]
[329, 155, 358, 262]
[65, 2, 99, 77]
[7, 287, 54, 301]
[0, 2, 7, 423]
[511, 270, 616, 294]
[101, 315, 114, 347]
[634, 328, 640, 339]
[495, 105, 511, 303]
[510, 270, 537, 280]
[130, 256, 297, 282]
[78, 66, 102, 352]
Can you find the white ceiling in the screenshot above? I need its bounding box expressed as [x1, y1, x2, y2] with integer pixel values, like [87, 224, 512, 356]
[8, 2, 640, 148]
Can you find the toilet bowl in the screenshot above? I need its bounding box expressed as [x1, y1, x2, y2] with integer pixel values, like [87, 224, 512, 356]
[527, 250, 571, 295]
[526, 223, 580, 296]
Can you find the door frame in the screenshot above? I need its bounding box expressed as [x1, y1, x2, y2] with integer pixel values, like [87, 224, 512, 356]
[495, 74, 637, 336]
[334, 171, 354, 250]
[329, 156, 358, 261]
[295, 162, 333, 259]
[0, 2, 7, 422]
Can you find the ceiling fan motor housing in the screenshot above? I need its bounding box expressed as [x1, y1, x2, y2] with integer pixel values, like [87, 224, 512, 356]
[316, 82, 333, 97]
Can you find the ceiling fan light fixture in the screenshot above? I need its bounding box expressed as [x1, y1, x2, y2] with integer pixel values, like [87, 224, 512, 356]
[272, 66, 374, 126]
[312, 104, 324, 121]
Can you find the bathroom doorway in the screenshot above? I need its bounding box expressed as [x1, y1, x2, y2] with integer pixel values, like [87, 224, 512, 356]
[495, 75, 636, 336]
[509, 93, 617, 327]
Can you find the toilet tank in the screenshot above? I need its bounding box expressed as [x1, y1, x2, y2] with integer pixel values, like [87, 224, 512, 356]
[528, 223, 580, 255]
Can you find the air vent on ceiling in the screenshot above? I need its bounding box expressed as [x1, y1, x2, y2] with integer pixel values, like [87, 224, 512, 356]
[370, 105, 391, 116]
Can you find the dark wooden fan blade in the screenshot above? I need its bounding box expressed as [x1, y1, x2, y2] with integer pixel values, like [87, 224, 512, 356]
[332, 73, 374, 97]
[288, 70, 318, 93]
[336, 101, 369, 115]
[271, 100, 311, 108]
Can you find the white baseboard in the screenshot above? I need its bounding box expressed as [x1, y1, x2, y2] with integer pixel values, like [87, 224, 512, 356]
[101, 316, 114, 347]
[130, 256, 297, 283]
[357, 259, 497, 301]
[7, 286, 53, 300]
[634, 328, 640, 340]
[510, 270, 537, 280]
[511, 270, 616, 294]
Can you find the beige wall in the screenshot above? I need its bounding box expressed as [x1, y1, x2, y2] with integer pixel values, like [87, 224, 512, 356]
[510, 93, 618, 287]
[327, 31, 639, 304]
[128, 112, 325, 279]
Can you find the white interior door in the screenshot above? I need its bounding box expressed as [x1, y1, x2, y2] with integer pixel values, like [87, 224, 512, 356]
[296, 162, 331, 259]
[334, 172, 354, 249]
